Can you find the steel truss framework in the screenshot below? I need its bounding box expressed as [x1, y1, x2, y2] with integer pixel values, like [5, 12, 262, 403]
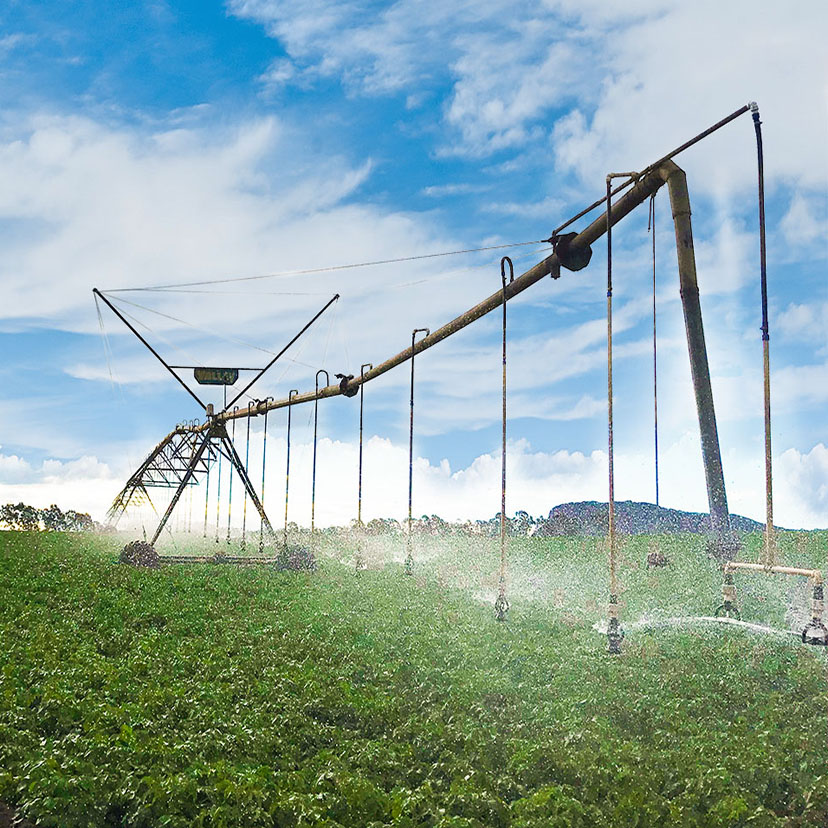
[107, 419, 274, 547]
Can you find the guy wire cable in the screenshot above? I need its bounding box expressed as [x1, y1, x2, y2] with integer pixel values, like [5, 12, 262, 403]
[104, 239, 549, 292]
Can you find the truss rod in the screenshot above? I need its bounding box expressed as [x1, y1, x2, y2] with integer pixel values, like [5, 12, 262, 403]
[224, 293, 339, 410]
[92, 289, 207, 411]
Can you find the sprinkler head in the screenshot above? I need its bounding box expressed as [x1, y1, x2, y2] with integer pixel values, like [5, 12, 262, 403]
[494, 590, 510, 622]
[714, 572, 740, 619]
[607, 618, 624, 655]
[802, 621, 828, 646]
[606, 594, 624, 654]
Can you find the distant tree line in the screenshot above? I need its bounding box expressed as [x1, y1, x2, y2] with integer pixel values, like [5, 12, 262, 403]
[334, 501, 765, 538]
[342, 510, 541, 538]
[0, 502, 106, 532]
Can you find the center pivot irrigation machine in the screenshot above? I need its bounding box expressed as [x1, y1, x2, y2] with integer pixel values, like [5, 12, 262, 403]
[96, 103, 827, 653]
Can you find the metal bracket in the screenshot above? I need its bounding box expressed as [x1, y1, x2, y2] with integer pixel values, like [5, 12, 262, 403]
[552, 232, 593, 272]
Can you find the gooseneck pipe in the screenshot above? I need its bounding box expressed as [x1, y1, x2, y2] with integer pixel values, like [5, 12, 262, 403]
[406, 329, 430, 575]
[495, 259, 513, 622]
[284, 389, 298, 549]
[751, 102, 774, 568]
[358, 363, 372, 526]
[311, 370, 329, 539]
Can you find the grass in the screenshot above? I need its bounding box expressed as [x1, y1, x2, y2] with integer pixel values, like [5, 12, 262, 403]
[0, 529, 826, 827]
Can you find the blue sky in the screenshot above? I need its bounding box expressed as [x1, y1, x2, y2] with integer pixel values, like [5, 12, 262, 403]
[1, 0, 826, 529]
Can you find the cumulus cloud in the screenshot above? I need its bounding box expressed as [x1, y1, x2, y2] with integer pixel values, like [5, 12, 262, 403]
[780, 193, 828, 247]
[775, 443, 828, 529]
[92, 430, 828, 535]
[0, 451, 117, 515]
[777, 301, 828, 347]
[229, 0, 828, 195]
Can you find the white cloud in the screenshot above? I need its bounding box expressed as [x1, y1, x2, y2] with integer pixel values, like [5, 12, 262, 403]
[0, 112, 478, 349]
[776, 301, 828, 347]
[8, 428, 822, 531]
[421, 183, 487, 198]
[0, 452, 117, 514]
[771, 362, 828, 409]
[258, 57, 298, 92]
[229, 0, 828, 197]
[481, 196, 566, 220]
[775, 443, 828, 529]
[780, 193, 828, 247]
[550, 2, 828, 194]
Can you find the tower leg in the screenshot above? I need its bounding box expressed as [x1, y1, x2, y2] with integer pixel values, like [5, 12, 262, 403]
[149, 432, 212, 546]
[663, 162, 739, 561]
[219, 432, 276, 537]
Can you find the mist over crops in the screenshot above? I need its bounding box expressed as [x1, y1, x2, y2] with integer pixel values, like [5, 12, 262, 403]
[1, 529, 826, 827]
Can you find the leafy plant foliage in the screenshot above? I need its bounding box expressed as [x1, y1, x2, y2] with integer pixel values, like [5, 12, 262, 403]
[0, 531, 826, 826]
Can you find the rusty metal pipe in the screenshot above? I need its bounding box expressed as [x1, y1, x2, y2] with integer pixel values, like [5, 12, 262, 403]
[726, 561, 823, 583]
[552, 104, 751, 238]
[311, 370, 329, 539]
[406, 329, 429, 575]
[357, 363, 372, 526]
[213, 167, 670, 425]
[662, 160, 736, 557]
[284, 389, 298, 549]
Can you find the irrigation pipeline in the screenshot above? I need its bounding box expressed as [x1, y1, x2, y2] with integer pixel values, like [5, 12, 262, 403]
[169, 104, 757, 431]
[208, 166, 669, 426]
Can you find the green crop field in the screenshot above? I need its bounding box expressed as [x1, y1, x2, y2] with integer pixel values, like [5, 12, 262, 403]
[0, 530, 826, 827]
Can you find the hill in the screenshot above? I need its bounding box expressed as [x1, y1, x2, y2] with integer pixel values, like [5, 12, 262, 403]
[535, 500, 766, 536]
